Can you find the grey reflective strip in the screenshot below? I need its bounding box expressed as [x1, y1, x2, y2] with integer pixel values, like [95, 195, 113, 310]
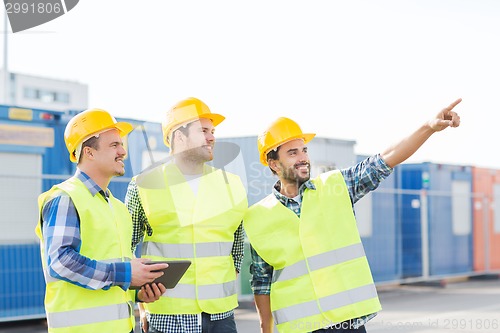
[165, 283, 196, 298]
[48, 302, 131, 328]
[273, 284, 378, 325]
[199, 280, 236, 300]
[319, 284, 378, 311]
[143, 241, 233, 258]
[274, 299, 319, 326]
[272, 243, 365, 283]
[163, 280, 236, 300]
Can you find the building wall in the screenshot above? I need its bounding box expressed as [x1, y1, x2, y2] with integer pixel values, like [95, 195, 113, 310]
[0, 70, 88, 112]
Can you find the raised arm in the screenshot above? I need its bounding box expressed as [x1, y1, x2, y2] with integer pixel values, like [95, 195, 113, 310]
[381, 98, 461, 168]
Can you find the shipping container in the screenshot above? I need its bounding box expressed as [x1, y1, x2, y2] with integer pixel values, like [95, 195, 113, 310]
[471, 167, 500, 272]
[397, 162, 473, 278]
[0, 105, 63, 321]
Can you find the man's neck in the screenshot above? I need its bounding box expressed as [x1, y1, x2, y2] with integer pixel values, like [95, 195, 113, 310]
[78, 165, 110, 191]
[278, 180, 299, 198]
[174, 157, 204, 175]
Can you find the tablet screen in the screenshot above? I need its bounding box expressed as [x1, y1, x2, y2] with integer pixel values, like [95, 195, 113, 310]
[130, 260, 191, 290]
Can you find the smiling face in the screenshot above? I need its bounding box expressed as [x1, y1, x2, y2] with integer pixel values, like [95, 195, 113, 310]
[270, 138, 311, 188]
[91, 129, 128, 177]
[175, 118, 216, 164]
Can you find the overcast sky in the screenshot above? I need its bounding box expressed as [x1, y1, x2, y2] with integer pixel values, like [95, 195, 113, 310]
[2, 0, 500, 168]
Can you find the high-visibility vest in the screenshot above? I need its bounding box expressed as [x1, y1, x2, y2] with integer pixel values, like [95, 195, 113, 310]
[35, 177, 135, 333]
[136, 163, 247, 314]
[244, 170, 381, 333]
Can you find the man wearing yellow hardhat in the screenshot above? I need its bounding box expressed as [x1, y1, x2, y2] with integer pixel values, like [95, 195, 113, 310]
[125, 97, 248, 333]
[36, 108, 169, 333]
[244, 98, 462, 333]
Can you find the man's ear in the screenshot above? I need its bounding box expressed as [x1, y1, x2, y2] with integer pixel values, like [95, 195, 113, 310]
[173, 130, 186, 145]
[83, 146, 94, 160]
[268, 159, 280, 174]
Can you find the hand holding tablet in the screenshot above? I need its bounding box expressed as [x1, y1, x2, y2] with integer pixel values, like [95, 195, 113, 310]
[130, 260, 192, 290]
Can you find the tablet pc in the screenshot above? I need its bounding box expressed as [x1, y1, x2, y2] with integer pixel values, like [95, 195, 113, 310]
[130, 260, 191, 290]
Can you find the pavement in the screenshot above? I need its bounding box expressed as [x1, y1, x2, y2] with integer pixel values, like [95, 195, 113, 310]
[1, 278, 500, 332]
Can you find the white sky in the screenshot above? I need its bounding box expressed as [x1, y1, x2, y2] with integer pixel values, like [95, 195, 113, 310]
[2, 0, 499, 168]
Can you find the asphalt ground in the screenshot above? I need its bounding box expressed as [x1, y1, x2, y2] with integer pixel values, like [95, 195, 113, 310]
[1, 278, 500, 333]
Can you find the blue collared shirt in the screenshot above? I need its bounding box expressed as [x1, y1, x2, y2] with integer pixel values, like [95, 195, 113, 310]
[40, 169, 131, 290]
[249, 154, 393, 328]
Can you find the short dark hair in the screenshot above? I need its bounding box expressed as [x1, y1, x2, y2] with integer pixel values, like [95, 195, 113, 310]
[78, 135, 100, 163]
[266, 146, 281, 175]
[170, 122, 194, 152]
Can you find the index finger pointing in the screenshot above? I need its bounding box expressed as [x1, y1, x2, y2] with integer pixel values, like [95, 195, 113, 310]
[446, 98, 462, 111]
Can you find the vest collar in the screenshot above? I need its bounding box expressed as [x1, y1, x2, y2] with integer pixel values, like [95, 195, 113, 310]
[272, 179, 316, 206]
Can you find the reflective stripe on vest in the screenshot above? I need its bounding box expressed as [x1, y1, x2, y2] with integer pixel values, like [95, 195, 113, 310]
[143, 241, 233, 258]
[48, 302, 133, 328]
[272, 243, 365, 283]
[164, 280, 236, 300]
[273, 284, 378, 325]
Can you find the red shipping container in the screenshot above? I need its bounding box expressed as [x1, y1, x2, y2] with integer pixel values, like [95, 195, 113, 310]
[472, 167, 500, 271]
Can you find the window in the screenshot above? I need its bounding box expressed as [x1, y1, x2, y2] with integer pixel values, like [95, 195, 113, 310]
[451, 180, 472, 235]
[23, 87, 39, 99]
[23, 87, 70, 104]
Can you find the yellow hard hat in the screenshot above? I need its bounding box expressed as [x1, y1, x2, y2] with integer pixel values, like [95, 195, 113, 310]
[162, 97, 225, 147]
[64, 108, 133, 163]
[258, 117, 315, 166]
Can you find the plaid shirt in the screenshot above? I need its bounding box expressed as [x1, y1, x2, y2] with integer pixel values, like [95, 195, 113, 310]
[125, 177, 245, 333]
[249, 154, 393, 330]
[39, 169, 131, 291]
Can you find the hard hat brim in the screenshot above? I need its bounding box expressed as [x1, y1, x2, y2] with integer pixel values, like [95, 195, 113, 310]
[114, 121, 134, 137]
[201, 113, 225, 127]
[260, 133, 316, 166]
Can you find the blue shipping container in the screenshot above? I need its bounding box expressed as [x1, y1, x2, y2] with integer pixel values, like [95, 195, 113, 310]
[0, 244, 45, 321]
[397, 162, 473, 278]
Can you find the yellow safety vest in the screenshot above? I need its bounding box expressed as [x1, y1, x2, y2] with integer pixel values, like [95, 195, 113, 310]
[244, 170, 381, 333]
[136, 163, 247, 314]
[35, 177, 135, 333]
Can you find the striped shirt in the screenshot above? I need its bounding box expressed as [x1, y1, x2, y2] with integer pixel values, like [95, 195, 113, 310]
[40, 169, 131, 291]
[249, 154, 393, 330]
[125, 177, 245, 333]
